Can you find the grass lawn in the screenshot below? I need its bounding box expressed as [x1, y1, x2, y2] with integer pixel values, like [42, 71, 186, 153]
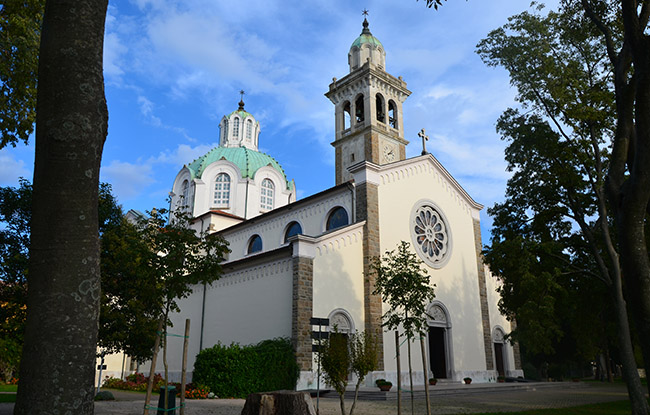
[0, 385, 17, 393]
[0, 394, 16, 403]
[474, 400, 637, 415]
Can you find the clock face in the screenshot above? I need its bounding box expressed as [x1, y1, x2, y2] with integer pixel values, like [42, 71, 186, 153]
[383, 144, 395, 162]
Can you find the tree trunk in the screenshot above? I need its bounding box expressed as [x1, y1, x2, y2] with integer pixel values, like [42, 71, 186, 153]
[349, 379, 360, 415]
[602, 0, 650, 400]
[407, 336, 414, 415]
[610, 259, 650, 415]
[241, 391, 316, 415]
[163, 304, 171, 412]
[14, 1, 108, 414]
[144, 319, 164, 415]
[338, 390, 345, 415]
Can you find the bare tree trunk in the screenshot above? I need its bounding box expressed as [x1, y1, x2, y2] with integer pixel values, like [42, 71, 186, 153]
[14, 1, 108, 413]
[349, 378, 362, 415]
[338, 391, 345, 415]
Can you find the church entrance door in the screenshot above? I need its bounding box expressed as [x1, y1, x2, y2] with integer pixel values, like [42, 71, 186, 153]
[494, 342, 505, 377]
[428, 327, 447, 379]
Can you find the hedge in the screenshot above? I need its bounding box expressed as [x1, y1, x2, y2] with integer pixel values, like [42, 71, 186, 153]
[192, 337, 299, 398]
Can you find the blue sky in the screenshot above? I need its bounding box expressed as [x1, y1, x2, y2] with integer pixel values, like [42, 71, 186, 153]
[0, 0, 559, 244]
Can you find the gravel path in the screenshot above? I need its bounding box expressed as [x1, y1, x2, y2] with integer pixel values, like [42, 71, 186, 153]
[0, 382, 632, 415]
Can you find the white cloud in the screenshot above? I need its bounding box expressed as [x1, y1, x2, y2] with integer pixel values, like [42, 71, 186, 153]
[0, 151, 31, 185]
[104, 31, 127, 79]
[153, 143, 217, 167]
[101, 160, 155, 200]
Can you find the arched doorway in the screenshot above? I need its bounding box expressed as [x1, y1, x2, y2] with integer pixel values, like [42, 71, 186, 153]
[493, 327, 506, 377]
[427, 303, 452, 379]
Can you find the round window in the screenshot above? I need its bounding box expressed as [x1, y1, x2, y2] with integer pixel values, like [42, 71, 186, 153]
[410, 201, 451, 268]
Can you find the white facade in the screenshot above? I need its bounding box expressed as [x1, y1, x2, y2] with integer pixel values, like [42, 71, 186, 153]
[126, 18, 523, 389]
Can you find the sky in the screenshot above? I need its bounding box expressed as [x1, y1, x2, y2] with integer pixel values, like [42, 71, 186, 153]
[0, 0, 560, 244]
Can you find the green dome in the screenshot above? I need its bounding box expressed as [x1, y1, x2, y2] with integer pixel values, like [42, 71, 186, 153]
[351, 18, 383, 49]
[186, 146, 292, 190]
[351, 33, 383, 49]
[227, 109, 253, 120]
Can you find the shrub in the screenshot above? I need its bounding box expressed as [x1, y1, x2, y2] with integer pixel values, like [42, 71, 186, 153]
[192, 337, 299, 398]
[94, 391, 115, 401]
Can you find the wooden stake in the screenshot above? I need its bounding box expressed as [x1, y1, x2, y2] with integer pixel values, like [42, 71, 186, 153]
[420, 336, 431, 415]
[395, 330, 402, 415]
[143, 319, 164, 415]
[180, 319, 190, 415]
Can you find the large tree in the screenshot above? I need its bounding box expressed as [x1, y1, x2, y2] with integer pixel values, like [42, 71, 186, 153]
[477, 6, 649, 413]
[0, 0, 44, 147]
[430, 0, 650, 402]
[13, 0, 109, 413]
[0, 179, 31, 381]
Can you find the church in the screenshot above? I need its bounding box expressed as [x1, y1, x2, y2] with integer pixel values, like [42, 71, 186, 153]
[150, 18, 523, 388]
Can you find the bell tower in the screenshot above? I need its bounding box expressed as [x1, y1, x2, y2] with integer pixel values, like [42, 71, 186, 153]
[325, 17, 411, 185]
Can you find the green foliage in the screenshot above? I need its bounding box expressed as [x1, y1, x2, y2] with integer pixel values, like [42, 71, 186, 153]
[350, 330, 379, 384]
[0, 0, 45, 148]
[319, 329, 379, 415]
[478, 3, 620, 369]
[0, 179, 31, 381]
[371, 241, 435, 338]
[320, 330, 351, 397]
[192, 338, 299, 398]
[138, 206, 229, 317]
[98, 217, 162, 363]
[100, 203, 229, 363]
[94, 390, 115, 401]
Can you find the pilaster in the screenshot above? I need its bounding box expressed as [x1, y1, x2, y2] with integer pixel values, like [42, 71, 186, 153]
[473, 218, 494, 371]
[292, 256, 314, 371]
[355, 181, 384, 369]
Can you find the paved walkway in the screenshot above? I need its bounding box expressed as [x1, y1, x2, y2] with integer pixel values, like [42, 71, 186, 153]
[0, 381, 632, 414]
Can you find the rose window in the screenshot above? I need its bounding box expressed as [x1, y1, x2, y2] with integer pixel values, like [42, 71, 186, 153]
[412, 204, 450, 267]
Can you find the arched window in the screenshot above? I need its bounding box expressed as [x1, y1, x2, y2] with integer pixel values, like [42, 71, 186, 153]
[214, 173, 231, 206]
[388, 100, 397, 129]
[376, 94, 385, 123]
[247, 235, 262, 254]
[261, 179, 274, 210]
[326, 207, 349, 231]
[355, 95, 364, 123]
[233, 117, 240, 138]
[343, 102, 351, 130]
[181, 180, 190, 209]
[246, 119, 253, 140]
[284, 221, 303, 243]
[223, 120, 229, 143]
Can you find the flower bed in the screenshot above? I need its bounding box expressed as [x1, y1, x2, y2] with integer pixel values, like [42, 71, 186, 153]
[102, 372, 165, 392]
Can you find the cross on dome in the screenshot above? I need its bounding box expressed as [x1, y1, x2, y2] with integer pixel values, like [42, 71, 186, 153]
[238, 90, 245, 110]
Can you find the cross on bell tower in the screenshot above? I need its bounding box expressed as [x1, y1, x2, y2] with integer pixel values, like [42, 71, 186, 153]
[325, 15, 412, 184]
